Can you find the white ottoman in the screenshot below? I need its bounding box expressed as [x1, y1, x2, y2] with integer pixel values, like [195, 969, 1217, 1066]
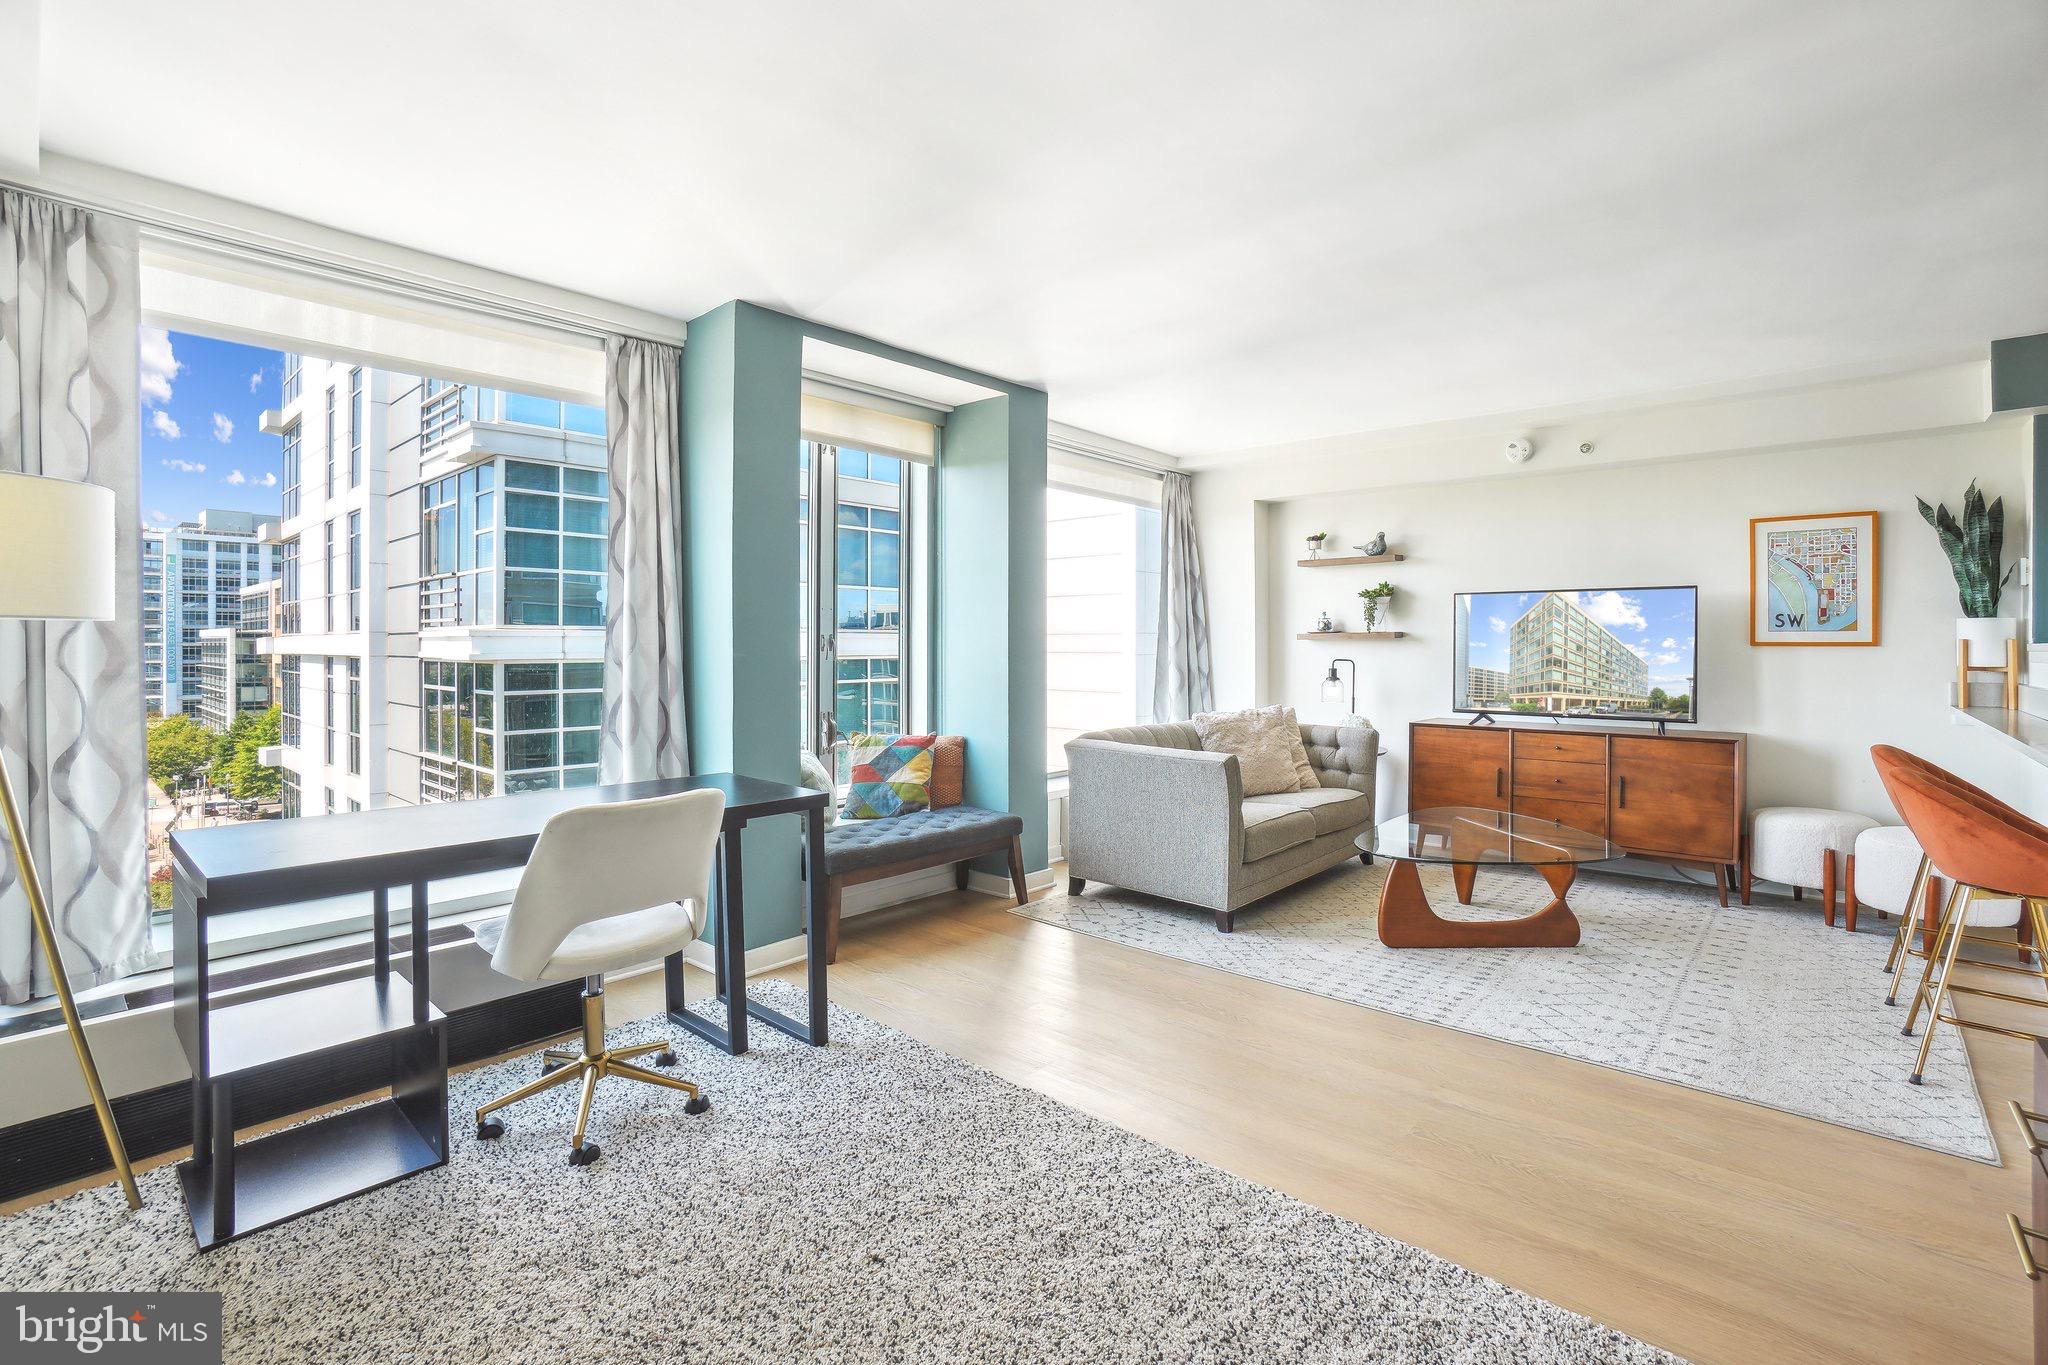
[1747, 806, 1879, 928]
[1850, 825, 1929, 937]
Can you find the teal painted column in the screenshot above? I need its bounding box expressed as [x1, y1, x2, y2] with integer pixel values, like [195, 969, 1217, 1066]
[680, 301, 806, 948]
[939, 391, 1050, 874]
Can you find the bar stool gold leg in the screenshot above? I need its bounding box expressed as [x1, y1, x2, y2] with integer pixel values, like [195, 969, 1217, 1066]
[1883, 855, 1933, 997]
[1903, 881, 1964, 1034]
[1911, 883, 1976, 1084]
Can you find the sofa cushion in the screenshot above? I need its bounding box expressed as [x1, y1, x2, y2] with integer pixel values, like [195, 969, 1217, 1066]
[1241, 802, 1318, 862]
[823, 804, 1024, 875]
[1244, 786, 1370, 837]
[1194, 705, 1311, 796]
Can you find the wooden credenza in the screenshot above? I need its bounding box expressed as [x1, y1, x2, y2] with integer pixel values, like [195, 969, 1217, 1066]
[1407, 718, 1748, 903]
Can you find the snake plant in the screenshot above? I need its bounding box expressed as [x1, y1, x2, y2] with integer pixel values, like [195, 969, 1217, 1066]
[1917, 479, 2013, 617]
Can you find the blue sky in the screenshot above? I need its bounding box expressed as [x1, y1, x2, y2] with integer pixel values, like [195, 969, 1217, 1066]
[1464, 587, 1698, 694]
[138, 328, 289, 529]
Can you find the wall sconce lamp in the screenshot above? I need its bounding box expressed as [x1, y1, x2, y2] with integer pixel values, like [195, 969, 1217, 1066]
[1320, 657, 1356, 715]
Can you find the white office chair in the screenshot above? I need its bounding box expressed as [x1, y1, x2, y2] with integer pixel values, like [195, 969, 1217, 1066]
[472, 787, 725, 1166]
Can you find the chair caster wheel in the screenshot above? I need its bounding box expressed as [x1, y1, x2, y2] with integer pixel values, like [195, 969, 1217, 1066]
[653, 1050, 677, 1068]
[541, 1060, 563, 1074]
[568, 1142, 601, 1166]
[685, 1094, 711, 1116]
[476, 1119, 504, 1140]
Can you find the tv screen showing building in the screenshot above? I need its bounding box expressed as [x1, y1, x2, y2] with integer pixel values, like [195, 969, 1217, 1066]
[1453, 587, 1696, 722]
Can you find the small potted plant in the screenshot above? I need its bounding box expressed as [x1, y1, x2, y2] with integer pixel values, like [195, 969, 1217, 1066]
[1357, 580, 1396, 631]
[1306, 531, 1329, 559]
[1918, 479, 2018, 667]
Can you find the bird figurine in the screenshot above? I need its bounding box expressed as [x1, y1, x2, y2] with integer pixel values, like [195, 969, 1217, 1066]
[1355, 531, 1387, 557]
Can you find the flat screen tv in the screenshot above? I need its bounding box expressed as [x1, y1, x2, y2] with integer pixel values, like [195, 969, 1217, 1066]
[1453, 586, 1698, 725]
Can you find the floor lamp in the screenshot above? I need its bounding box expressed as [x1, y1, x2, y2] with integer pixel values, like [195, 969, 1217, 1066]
[0, 471, 141, 1208]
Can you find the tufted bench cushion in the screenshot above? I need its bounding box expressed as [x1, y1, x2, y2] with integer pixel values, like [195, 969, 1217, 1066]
[824, 805, 1025, 875]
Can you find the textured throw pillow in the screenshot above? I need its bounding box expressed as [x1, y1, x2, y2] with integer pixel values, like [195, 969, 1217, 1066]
[841, 733, 936, 820]
[798, 749, 838, 828]
[1192, 705, 1311, 797]
[929, 734, 965, 808]
[1280, 708, 1319, 790]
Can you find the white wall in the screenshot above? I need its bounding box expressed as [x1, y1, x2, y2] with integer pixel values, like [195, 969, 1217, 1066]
[1193, 361, 2047, 820]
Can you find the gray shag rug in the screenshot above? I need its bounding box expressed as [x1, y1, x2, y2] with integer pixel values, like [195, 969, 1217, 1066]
[0, 982, 1676, 1364]
[1021, 860, 1997, 1163]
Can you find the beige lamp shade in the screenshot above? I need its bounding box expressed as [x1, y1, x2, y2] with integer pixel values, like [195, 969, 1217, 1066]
[0, 472, 116, 621]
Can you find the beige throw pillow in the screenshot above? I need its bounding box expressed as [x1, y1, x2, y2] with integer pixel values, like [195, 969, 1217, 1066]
[1192, 705, 1316, 796]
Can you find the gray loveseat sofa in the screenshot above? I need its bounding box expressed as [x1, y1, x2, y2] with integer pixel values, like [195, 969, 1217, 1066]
[1063, 721, 1378, 931]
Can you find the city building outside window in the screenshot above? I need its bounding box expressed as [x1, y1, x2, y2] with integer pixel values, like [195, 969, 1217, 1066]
[347, 658, 361, 775]
[280, 655, 300, 748]
[324, 385, 336, 498]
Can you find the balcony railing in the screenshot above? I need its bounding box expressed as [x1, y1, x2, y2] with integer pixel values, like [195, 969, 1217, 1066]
[421, 385, 471, 452]
[420, 574, 461, 628]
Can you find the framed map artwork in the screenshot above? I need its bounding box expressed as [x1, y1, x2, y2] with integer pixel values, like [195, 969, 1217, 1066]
[1749, 511, 1880, 646]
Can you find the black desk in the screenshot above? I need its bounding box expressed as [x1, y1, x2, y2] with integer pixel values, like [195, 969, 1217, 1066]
[170, 772, 830, 1248]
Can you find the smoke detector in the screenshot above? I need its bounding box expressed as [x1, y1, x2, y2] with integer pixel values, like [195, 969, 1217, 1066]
[1504, 437, 1534, 465]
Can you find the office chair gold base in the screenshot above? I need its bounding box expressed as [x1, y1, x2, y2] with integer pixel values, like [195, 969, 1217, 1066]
[474, 984, 708, 1164]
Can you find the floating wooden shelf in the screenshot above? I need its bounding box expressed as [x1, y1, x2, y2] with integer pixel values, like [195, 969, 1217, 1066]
[1298, 553, 1404, 567]
[1296, 631, 1407, 640]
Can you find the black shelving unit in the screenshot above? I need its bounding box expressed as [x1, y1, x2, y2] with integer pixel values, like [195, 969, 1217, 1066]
[172, 880, 447, 1250]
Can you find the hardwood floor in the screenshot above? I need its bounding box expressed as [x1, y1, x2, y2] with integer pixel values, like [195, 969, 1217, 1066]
[10, 877, 2030, 1362]
[636, 881, 2034, 1365]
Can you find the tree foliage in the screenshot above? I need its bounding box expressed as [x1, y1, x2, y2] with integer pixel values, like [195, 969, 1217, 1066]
[146, 714, 215, 791]
[219, 707, 283, 802]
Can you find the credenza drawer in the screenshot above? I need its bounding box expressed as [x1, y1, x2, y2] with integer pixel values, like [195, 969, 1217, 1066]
[1612, 735, 1734, 769]
[1513, 758, 1605, 802]
[1512, 731, 1606, 765]
[1515, 795, 1607, 839]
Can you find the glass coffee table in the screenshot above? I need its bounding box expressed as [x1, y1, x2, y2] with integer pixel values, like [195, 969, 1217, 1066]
[1357, 806, 1614, 948]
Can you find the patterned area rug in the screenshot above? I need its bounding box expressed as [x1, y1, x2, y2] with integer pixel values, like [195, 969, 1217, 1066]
[0, 982, 1676, 1364]
[1019, 862, 1997, 1163]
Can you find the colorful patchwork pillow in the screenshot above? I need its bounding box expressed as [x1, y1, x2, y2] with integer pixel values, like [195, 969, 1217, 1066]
[841, 733, 937, 819]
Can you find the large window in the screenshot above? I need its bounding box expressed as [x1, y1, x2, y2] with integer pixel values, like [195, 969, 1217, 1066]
[419, 660, 495, 801]
[800, 440, 926, 764]
[323, 385, 336, 498]
[1045, 485, 1161, 772]
[280, 655, 301, 747]
[419, 463, 497, 627]
[419, 661, 601, 800]
[347, 510, 362, 630]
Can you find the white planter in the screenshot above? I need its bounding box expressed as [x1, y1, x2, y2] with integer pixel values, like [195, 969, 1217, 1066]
[1957, 616, 2019, 666]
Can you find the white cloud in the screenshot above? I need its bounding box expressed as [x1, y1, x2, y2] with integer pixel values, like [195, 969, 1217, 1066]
[150, 410, 183, 440]
[1573, 590, 1647, 632]
[1660, 637, 1678, 649]
[248, 369, 265, 393]
[225, 469, 247, 486]
[1652, 650, 1682, 665]
[160, 456, 205, 474]
[211, 413, 234, 443]
[139, 328, 181, 406]
[146, 508, 173, 526]
[254, 472, 278, 488]
[1487, 615, 1509, 634]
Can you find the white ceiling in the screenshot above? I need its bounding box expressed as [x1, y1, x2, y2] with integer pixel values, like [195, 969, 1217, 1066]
[32, 0, 2048, 459]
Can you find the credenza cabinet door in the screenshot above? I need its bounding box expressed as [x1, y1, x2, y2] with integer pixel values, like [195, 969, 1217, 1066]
[1410, 726, 1511, 812]
[1609, 738, 1738, 862]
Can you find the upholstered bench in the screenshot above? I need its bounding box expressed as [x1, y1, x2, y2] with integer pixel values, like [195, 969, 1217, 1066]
[820, 805, 1026, 962]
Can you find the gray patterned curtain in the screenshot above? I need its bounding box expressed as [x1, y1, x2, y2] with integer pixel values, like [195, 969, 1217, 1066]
[600, 336, 689, 783]
[1152, 470, 1214, 720]
[0, 189, 150, 1005]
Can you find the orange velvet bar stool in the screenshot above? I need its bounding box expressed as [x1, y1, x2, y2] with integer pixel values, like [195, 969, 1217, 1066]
[1873, 748, 2048, 1084]
[1871, 746, 2037, 1007]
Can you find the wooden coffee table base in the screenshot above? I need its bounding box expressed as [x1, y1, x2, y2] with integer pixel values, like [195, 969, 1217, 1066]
[1377, 858, 1583, 948]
